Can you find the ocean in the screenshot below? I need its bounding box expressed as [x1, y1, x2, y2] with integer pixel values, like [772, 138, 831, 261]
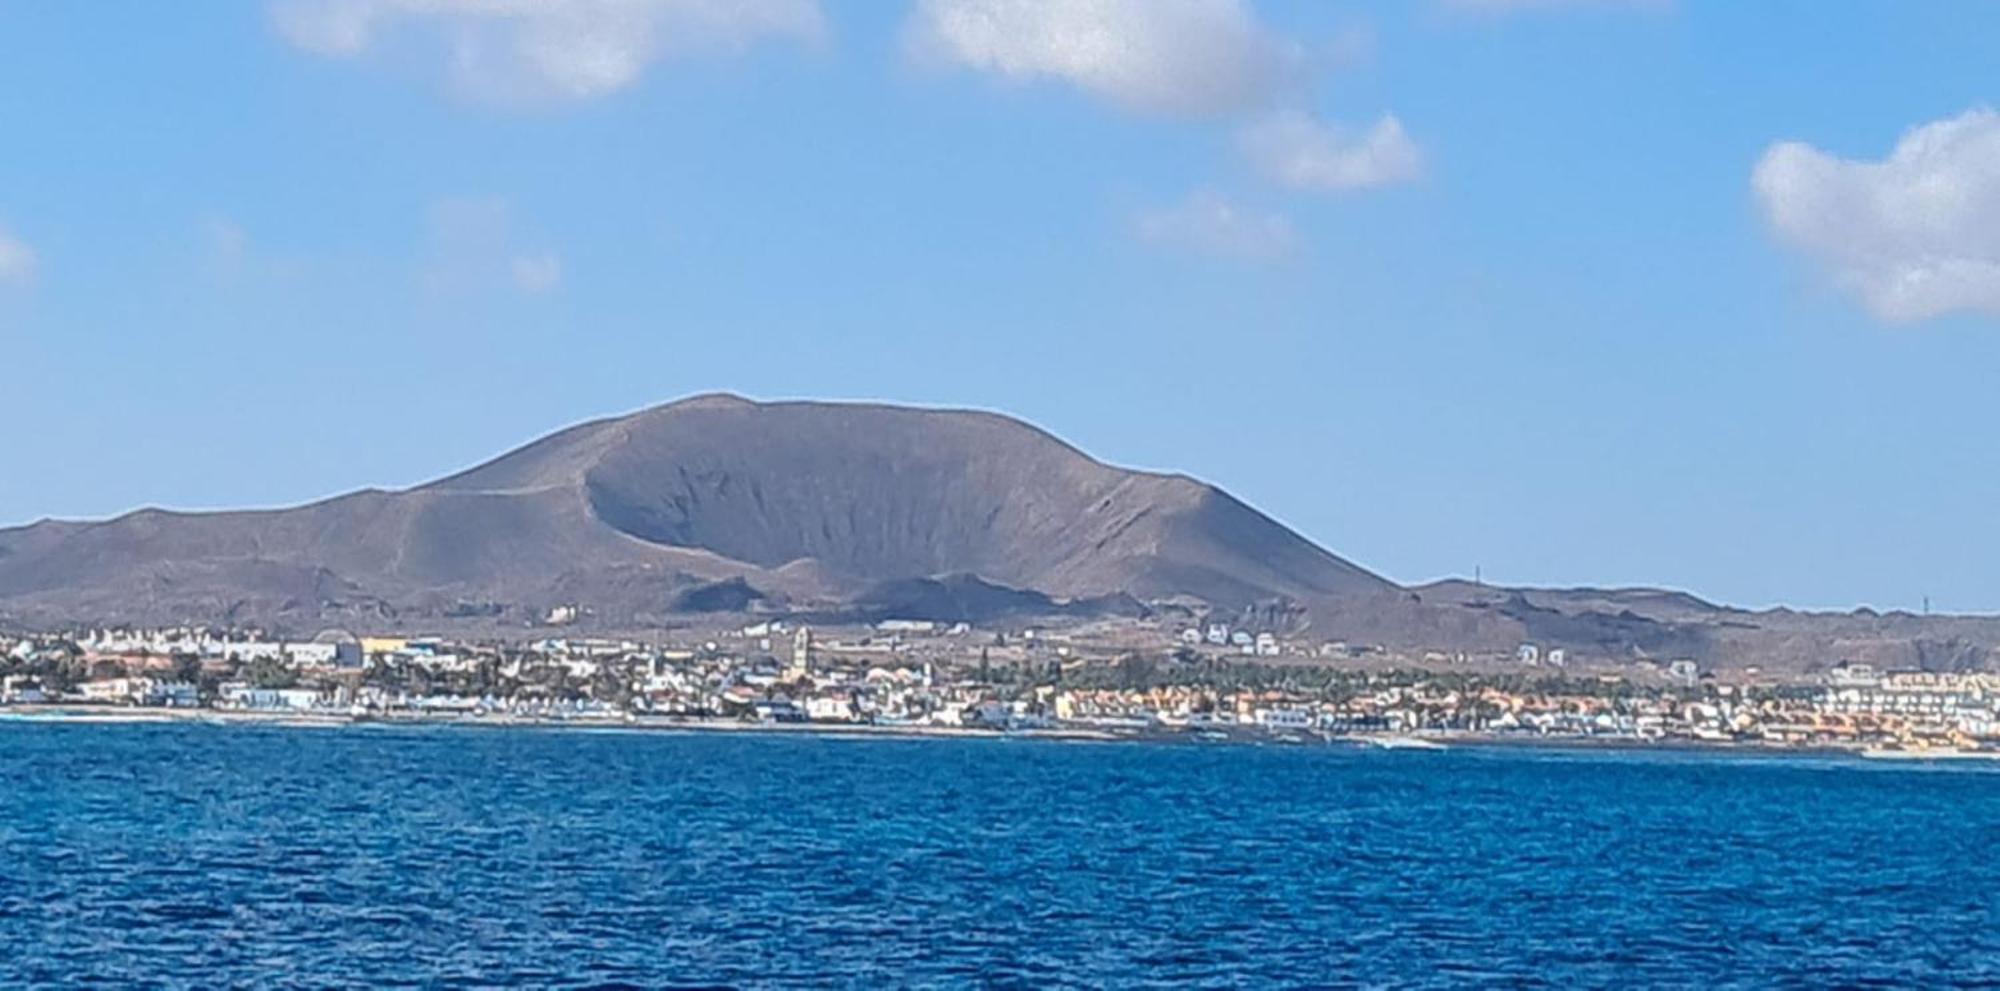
[2, 723, 1997, 988]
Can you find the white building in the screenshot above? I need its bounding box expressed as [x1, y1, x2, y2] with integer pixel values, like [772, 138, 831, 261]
[1255, 707, 1314, 730]
[805, 695, 854, 722]
[221, 686, 322, 710]
[214, 641, 286, 663]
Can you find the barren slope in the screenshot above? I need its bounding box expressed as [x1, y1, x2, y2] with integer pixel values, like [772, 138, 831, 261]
[0, 394, 1390, 627]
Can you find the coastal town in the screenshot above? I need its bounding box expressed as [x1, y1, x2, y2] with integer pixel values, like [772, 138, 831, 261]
[3, 617, 1998, 758]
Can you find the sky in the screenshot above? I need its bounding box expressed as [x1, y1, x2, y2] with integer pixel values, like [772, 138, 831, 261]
[2, 0, 1998, 613]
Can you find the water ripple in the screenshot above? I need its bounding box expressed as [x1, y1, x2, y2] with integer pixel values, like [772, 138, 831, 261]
[3, 725, 1998, 988]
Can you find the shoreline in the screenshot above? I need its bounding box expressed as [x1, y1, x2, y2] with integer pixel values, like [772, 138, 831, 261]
[3, 704, 1974, 760]
[0, 705, 1128, 742]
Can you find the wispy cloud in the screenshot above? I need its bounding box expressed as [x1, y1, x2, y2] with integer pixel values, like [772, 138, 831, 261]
[1240, 110, 1422, 192]
[904, 0, 1297, 118]
[510, 251, 562, 294]
[195, 215, 321, 289]
[0, 226, 36, 286]
[271, 0, 826, 106]
[1134, 191, 1297, 262]
[1753, 108, 2000, 325]
[422, 197, 562, 298]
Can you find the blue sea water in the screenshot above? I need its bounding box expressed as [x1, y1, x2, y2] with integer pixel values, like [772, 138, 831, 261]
[2, 725, 1998, 988]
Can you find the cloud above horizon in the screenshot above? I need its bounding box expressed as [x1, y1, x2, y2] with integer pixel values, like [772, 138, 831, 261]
[509, 251, 563, 294]
[904, 0, 1297, 118]
[1133, 191, 1297, 262]
[271, 0, 825, 106]
[0, 227, 36, 286]
[422, 197, 562, 296]
[1753, 108, 2000, 325]
[903, 0, 1421, 267]
[1240, 110, 1422, 192]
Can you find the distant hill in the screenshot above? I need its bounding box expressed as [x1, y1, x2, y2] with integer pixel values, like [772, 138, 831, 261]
[5, 394, 1998, 674]
[0, 394, 1390, 629]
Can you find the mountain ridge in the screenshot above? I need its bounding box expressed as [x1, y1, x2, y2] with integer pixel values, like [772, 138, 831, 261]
[0, 393, 1390, 628]
[10, 394, 2000, 675]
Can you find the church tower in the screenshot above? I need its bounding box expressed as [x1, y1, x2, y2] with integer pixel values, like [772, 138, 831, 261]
[789, 626, 813, 679]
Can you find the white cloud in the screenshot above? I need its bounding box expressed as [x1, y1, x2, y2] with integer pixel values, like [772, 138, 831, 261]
[905, 1, 1420, 213]
[422, 197, 561, 297]
[0, 227, 36, 286]
[271, 0, 825, 105]
[1134, 191, 1296, 261]
[510, 251, 562, 294]
[1239, 111, 1422, 192]
[905, 0, 1296, 118]
[1752, 108, 2000, 324]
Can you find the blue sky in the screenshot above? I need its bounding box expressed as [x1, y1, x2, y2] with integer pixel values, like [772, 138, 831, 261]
[2, 0, 1998, 612]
